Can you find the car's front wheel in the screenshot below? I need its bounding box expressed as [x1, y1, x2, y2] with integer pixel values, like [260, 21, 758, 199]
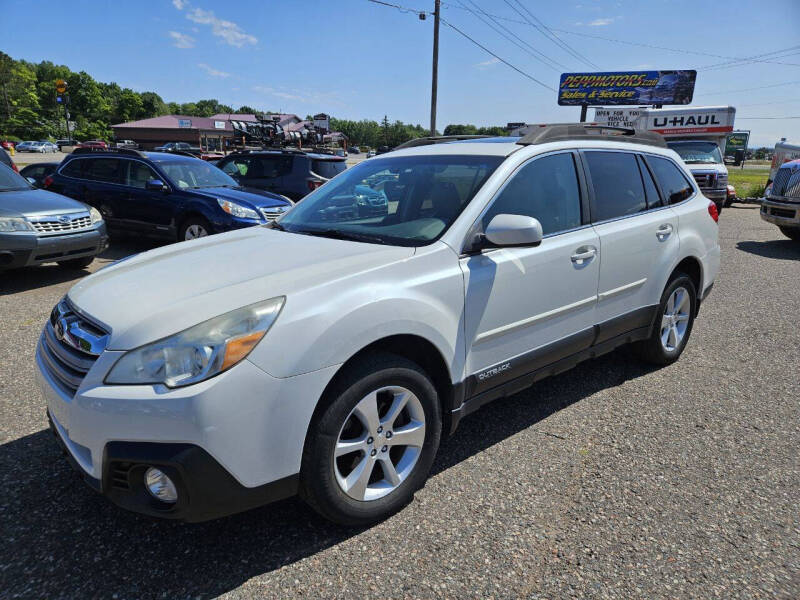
[179, 216, 211, 241]
[300, 354, 441, 526]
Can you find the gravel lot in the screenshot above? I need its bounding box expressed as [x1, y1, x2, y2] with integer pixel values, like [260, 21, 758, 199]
[1, 204, 798, 599]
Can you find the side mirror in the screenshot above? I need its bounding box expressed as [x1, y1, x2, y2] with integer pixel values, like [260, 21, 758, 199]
[484, 214, 543, 248]
[145, 179, 169, 192]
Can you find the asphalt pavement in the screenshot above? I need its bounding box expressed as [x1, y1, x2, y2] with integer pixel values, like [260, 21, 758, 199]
[0, 204, 798, 599]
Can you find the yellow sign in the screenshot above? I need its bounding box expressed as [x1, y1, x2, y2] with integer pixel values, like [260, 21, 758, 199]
[55, 79, 67, 93]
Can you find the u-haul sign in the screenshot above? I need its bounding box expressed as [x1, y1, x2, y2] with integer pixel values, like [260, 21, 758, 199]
[594, 106, 735, 137]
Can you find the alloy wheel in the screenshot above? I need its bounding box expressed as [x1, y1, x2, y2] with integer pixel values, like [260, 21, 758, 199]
[660, 286, 690, 352]
[184, 224, 208, 240]
[334, 386, 426, 502]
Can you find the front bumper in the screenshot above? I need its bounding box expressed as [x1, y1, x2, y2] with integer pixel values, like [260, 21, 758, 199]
[0, 226, 108, 269]
[760, 198, 800, 227]
[36, 339, 339, 521]
[701, 188, 727, 202]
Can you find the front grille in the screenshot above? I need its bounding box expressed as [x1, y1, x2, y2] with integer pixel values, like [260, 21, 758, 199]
[30, 213, 92, 234]
[260, 206, 288, 221]
[769, 207, 797, 219]
[38, 299, 108, 396]
[692, 172, 717, 189]
[110, 462, 132, 490]
[770, 167, 800, 199]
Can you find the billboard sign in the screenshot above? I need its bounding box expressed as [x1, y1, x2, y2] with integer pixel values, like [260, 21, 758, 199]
[724, 131, 749, 157]
[559, 70, 696, 106]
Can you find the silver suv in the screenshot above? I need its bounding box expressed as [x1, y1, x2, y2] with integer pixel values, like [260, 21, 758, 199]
[761, 160, 800, 242]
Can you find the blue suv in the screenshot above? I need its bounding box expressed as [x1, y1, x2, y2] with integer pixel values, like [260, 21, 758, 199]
[45, 149, 293, 241]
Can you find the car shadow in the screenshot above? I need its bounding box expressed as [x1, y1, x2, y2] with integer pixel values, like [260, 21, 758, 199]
[0, 349, 655, 598]
[0, 239, 165, 296]
[736, 239, 800, 260]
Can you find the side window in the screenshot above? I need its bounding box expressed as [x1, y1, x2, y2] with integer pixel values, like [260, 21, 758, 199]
[482, 152, 582, 236]
[84, 158, 121, 184]
[638, 155, 662, 209]
[584, 151, 647, 221]
[647, 156, 694, 204]
[259, 156, 292, 178]
[221, 160, 243, 177]
[60, 159, 85, 178]
[125, 161, 159, 189]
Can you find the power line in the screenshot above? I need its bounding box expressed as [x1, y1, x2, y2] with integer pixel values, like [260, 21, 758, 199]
[455, 0, 567, 71]
[366, 0, 429, 15]
[700, 46, 800, 71]
[696, 79, 800, 96]
[439, 16, 556, 92]
[505, 0, 599, 69]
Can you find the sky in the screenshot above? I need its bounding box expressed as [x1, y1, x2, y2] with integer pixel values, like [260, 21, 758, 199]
[1, 0, 799, 147]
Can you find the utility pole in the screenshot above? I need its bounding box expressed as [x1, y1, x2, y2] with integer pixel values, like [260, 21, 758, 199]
[429, 0, 440, 136]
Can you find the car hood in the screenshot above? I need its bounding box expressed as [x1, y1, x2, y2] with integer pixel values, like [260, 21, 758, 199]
[191, 186, 291, 208]
[0, 188, 89, 217]
[67, 226, 414, 350]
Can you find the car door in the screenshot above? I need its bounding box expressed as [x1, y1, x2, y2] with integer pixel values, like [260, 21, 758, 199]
[582, 150, 680, 342]
[119, 159, 179, 237]
[80, 157, 127, 229]
[461, 151, 600, 396]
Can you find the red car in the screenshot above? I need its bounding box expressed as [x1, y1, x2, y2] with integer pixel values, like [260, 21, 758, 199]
[1, 140, 15, 150]
[77, 140, 108, 149]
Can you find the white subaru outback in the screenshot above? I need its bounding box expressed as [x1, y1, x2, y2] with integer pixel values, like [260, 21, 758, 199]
[36, 125, 720, 525]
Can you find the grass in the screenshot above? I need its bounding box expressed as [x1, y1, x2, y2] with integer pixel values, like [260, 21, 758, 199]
[728, 166, 770, 198]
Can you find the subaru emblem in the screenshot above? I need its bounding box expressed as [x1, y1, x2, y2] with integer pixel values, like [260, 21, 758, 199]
[58, 215, 72, 224]
[55, 318, 67, 341]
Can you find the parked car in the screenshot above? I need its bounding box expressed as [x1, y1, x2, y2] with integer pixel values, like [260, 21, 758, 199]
[154, 142, 197, 152]
[760, 158, 800, 242]
[724, 184, 736, 208]
[30, 141, 58, 153]
[377, 145, 391, 155]
[15, 141, 38, 152]
[45, 148, 293, 241]
[1, 147, 19, 173]
[20, 162, 59, 187]
[0, 163, 107, 270]
[77, 140, 108, 150]
[115, 140, 138, 150]
[56, 139, 78, 150]
[216, 149, 347, 201]
[350, 146, 360, 154]
[367, 149, 376, 158]
[1, 140, 16, 150]
[35, 125, 719, 525]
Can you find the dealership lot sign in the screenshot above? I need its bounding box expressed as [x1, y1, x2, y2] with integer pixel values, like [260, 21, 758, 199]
[559, 71, 697, 106]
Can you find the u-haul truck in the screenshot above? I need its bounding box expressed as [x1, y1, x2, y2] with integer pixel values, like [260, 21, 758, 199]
[594, 106, 735, 210]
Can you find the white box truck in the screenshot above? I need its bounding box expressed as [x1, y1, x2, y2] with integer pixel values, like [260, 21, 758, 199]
[594, 106, 735, 212]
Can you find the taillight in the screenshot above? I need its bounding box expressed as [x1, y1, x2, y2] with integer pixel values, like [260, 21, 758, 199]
[708, 201, 719, 223]
[307, 179, 324, 192]
[43, 175, 53, 188]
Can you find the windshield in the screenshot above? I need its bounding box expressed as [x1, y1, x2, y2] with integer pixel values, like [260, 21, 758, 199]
[0, 164, 32, 191]
[312, 159, 347, 179]
[278, 154, 503, 246]
[158, 159, 239, 189]
[668, 141, 722, 164]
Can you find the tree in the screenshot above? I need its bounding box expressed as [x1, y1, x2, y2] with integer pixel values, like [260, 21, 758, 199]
[140, 92, 168, 119]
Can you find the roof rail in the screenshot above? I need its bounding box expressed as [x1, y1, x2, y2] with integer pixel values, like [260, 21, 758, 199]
[394, 135, 494, 150]
[516, 123, 667, 148]
[70, 147, 148, 158]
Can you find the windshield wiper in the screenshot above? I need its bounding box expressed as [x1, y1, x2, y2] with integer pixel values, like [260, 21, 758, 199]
[293, 228, 387, 244]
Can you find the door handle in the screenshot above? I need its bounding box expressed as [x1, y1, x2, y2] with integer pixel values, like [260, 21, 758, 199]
[656, 224, 673, 239]
[571, 247, 597, 263]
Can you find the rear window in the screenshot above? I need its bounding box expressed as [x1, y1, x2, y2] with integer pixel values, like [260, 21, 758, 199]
[647, 156, 694, 204]
[584, 151, 647, 222]
[312, 159, 347, 179]
[60, 158, 85, 178]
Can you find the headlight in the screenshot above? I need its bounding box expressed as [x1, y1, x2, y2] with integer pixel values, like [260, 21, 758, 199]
[217, 198, 260, 220]
[106, 297, 284, 387]
[89, 206, 103, 224]
[0, 217, 34, 233]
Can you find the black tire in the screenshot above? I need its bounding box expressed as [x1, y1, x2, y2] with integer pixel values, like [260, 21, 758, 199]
[300, 353, 442, 526]
[633, 273, 697, 366]
[57, 256, 94, 269]
[178, 216, 212, 242]
[723, 198, 732, 208]
[714, 200, 723, 215]
[779, 226, 800, 242]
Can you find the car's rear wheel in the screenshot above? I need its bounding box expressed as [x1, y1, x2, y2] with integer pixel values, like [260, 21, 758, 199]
[779, 226, 800, 242]
[634, 273, 697, 366]
[179, 217, 211, 241]
[300, 353, 441, 526]
[57, 256, 94, 269]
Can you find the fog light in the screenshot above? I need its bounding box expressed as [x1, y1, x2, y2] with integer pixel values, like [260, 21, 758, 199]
[144, 467, 178, 503]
